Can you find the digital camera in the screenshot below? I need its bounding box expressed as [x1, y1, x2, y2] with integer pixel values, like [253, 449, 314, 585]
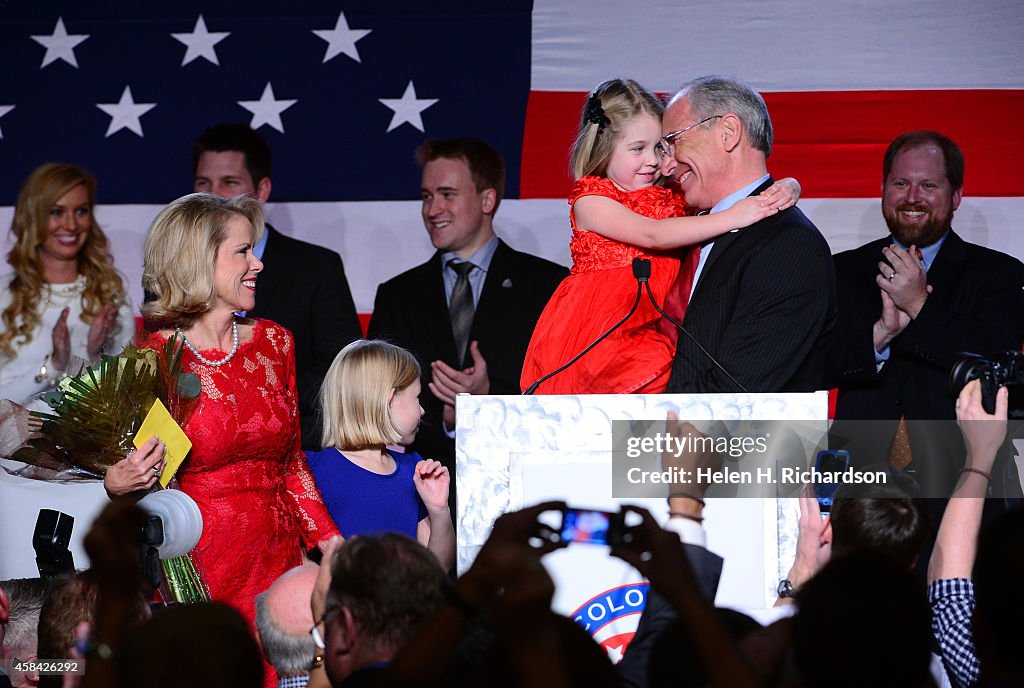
[950, 351, 1024, 418]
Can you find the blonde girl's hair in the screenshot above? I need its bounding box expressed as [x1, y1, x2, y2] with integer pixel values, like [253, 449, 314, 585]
[141, 193, 265, 329]
[1, 163, 126, 358]
[569, 79, 665, 181]
[320, 339, 421, 450]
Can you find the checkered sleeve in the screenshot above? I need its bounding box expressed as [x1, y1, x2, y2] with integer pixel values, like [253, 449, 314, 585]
[929, 578, 980, 688]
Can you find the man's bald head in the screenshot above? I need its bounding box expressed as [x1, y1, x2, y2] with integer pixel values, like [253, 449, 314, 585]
[255, 564, 319, 678]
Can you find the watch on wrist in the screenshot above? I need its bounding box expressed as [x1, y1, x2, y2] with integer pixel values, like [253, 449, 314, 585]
[777, 579, 798, 599]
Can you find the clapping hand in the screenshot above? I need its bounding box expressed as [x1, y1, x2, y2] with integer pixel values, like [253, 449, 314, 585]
[87, 304, 116, 361]
[878, 244, 929, 319]
[51, 306, 71, 373]
[429, 341, 490, 430]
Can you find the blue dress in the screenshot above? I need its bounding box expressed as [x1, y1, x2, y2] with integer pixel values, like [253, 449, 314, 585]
[306, 447, 427, 539]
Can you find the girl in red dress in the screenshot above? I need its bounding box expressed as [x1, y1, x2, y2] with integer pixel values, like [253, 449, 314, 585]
[521, 79, 799, 394]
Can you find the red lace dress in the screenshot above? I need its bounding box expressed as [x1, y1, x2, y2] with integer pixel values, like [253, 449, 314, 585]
[138, 320, 339, 629]
[521, 177, 697, 394]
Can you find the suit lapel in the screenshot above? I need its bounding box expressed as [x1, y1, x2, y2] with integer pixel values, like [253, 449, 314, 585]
[475, 240, 512, 316]
[463, 240, 512, 367]
[923, 230, 965, 290]
[690, 177, 775, 298]
[421, 252, 460, 361]
[249, 225, 281, 319]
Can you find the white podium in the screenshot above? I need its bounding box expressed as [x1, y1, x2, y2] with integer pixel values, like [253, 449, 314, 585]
[455, 391, 829, 655]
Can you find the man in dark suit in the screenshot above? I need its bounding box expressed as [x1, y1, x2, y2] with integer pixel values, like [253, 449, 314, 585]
[368, 138, 567, 509]
[829, 131, 1024, 491]
[193, 124, 362, 449]
[660, 76, 836, 394]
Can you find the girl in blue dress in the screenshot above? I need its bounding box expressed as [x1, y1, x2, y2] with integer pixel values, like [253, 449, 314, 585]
[306, 339, 455, 570]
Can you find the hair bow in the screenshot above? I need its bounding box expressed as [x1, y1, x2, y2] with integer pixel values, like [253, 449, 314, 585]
[584, 94, 610, 129]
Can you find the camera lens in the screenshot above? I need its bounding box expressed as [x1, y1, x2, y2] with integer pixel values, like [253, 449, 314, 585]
[949, 353, 988, 397]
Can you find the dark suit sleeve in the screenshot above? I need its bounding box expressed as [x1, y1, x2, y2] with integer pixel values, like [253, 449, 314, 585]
[892, 260, 1024, 369]
[679, 225, 834, 393]
[827, 242, 1024, 389]
[297, 251, 362, 430]
[367, 281, 406, 346]
[826, 251, 886, 387]
[617, 543, 724, 688]
[312, 251, 362, 352]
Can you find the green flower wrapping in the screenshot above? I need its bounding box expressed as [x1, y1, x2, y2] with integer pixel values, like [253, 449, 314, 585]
[11, 335, 199, 481]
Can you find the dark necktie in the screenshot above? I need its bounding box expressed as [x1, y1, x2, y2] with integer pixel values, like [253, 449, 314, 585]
[886, 246, 926, 470]
[448, 260, 476, 365]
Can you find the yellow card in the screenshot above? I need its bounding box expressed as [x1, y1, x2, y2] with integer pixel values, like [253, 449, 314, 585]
[133, 398, 192, 488]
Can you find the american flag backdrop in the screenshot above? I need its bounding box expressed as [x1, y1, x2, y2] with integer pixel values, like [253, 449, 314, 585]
[1, 0, 1022, 317]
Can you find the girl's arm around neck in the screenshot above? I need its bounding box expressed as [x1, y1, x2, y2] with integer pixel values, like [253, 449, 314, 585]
[573, 193, 776, 251]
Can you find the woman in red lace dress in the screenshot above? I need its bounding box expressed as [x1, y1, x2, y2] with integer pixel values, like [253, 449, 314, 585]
[138, 194, 340, 640]
[521, 79, 799, 394]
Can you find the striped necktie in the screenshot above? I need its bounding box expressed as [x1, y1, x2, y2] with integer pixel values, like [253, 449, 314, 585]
[448, 260, 476, 365]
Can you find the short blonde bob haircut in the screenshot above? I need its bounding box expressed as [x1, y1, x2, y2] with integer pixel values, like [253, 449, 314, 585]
[141, 193, 264, 328]
[320, 339, 421, 450]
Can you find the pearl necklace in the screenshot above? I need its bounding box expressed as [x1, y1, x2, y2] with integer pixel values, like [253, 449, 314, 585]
[43, 275, 87, 307]
[177, 318, 239, 367]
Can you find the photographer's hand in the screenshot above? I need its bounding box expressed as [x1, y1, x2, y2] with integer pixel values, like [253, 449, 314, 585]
[775, 486, 830, 606]
[457, 500, 566, 612]
[929, 379, 1007, 584]
[611, 505, 761, 688]
[663, 411, 721, 519]
[957, 379, 1008, 474]
[386, 502, 566, 688]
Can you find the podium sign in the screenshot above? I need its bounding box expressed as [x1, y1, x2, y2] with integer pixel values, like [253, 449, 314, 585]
[455, 392, 829, 634]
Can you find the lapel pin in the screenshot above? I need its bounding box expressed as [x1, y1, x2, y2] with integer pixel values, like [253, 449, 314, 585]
[502, 278, 512, 288]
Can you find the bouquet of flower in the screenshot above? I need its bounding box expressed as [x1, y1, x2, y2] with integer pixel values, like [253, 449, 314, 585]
[11, 336, 199, 480]
[8, 336, 210, 604]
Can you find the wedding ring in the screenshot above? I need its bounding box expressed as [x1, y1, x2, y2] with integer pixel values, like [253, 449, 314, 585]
[152, 465, 161, 474]
[888, 272, 896, 280]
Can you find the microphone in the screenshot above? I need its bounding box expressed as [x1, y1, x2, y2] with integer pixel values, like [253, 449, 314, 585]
[523, 261, 647, 395]
[635, 258, 749, 393]
[633, 256, 651, 282]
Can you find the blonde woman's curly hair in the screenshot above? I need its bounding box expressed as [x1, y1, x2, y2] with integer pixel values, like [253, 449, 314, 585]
[1, 163, 125, 358]
[141, 193, 265, 329]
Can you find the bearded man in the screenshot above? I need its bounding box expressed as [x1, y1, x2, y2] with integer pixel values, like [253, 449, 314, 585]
[828, 130, 1024, 494]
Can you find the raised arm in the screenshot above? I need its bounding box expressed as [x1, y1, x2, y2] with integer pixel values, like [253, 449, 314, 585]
[612, 505, 763, 688]
[414, 458, 456, 571]
[929, 380, 1007, 583]
[927, 380, 1007, 688]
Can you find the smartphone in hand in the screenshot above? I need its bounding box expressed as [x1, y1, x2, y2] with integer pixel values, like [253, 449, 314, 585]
[814, 450, 851, 515]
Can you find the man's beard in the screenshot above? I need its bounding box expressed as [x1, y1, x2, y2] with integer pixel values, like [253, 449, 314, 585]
[883, 202, 952, 248]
